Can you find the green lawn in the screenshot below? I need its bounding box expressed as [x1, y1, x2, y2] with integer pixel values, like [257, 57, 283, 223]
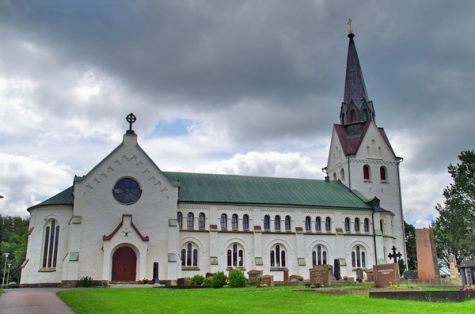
[57, 286, 475, 314]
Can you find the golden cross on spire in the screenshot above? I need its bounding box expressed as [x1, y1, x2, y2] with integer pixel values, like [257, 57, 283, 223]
[347, 18, 353, 34]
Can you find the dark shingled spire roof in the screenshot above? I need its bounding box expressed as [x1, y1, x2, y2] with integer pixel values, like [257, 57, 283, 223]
[344, 33, 369, 105]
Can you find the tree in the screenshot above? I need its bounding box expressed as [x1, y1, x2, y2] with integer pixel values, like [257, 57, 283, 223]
[0, 215, 29, 284]
[431, 150, 475, 270]
[404, 221, 417, 270]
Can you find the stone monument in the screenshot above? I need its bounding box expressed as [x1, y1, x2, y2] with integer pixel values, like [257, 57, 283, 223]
[416, 228, 439, 279]
[373, 263, 400, 288]
[309, 264, 333, 286]
[449, 254, 458, 277]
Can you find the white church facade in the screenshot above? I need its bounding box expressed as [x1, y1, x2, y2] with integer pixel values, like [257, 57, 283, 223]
[20, 32, 405, 287]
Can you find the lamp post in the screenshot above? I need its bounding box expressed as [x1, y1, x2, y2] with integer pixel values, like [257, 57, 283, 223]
[2, 253, 10, 289]
[6, 264, 11, 289]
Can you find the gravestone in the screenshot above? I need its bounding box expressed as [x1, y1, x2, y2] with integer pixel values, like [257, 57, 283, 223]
[373, 263, 400, 288]
[416, 228, 439, 279]
[247, 270, 263, 284]
[356, 268, 364, 282]
[334, 259, 341, 280]
[309, 264, 333, 286]
[283, 269, 289, 282]
[403, 270, 418, 280]
[366, 268, 374, 282]
[289, 274, 303, 282]
[262, 275, 274, 287]
[177, 277, 190, 286]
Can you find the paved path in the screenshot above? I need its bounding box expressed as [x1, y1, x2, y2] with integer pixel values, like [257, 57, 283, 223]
[0, 288, 75, 314]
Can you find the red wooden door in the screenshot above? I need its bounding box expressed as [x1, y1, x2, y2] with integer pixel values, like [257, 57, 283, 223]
[112, 247, 137, 281]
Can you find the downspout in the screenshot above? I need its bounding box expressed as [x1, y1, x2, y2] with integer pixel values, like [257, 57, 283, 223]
[372, 211, 378, 265]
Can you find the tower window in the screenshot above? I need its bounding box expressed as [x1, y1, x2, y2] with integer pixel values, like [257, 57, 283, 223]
[325, 217, 331, 232]
[232, 214, 238, 230]
[221, 214, 227, 230]
[305, 216, 311, 231]
[363, 165, 370, 180]
[380, 166, 387, 181]
[354, 218, 360, 232]
[264, 215, 270, 230]
[243, 214, 249, 230]
[198, 213, 205, 229]
[344, 217, 350, 232]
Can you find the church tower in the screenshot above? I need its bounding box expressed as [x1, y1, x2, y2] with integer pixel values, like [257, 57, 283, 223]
[326, 30, 406, 264]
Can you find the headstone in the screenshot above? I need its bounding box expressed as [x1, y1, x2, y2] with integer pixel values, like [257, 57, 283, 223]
[374, 263, 400, 288]
[403, 270, 418, 280]
[334, 259, 341, 280]
[416, 228, 439, 279]
[366, 268, 374, 282]
[283, 269, 289, 282]
[309, 264, 333, 286]
[247, 270, 263, 284]
[356, 268, 364, 282]
[261, 275, 274, 287]
[289, 274, 303, 282]
[449, 254, 458, 277]
[177, 277, 190, 286]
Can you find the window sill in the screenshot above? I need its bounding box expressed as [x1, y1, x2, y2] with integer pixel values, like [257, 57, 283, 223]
[381, 180, 389, 184]
[270, 267, 288, 271]
[364, 180, 372, 183]
[182, 266, 200, 271]
[39, 267, 56, 272]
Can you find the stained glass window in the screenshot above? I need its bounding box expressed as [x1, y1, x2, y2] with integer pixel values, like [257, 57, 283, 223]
[113, 177, 142, 205]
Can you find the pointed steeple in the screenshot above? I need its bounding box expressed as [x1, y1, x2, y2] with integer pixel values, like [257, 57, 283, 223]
[340, 32, 375, 127]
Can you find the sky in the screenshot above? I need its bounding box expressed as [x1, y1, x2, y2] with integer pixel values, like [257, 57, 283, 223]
[1, 0, 474, 228]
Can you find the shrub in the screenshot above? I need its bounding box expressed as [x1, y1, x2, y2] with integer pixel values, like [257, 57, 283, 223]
[77, 276, 97, 287]
[228, 270, 247, 287]
[190, 274, 205, 286]
[210, 271, 227, 288]
[256, 275, 262, 283]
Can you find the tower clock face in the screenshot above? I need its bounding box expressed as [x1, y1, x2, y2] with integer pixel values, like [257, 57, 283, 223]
[112, 177, 142, 205]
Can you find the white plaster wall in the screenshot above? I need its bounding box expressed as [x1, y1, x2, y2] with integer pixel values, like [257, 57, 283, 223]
[20, 205, 72, 284]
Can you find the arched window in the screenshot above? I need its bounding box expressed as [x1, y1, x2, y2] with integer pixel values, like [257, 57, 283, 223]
[270, 244, 286, 267]
[380, 166, 387, 181]
[344, 217, 350, 232]
[364, 218, 370, 233]
[340, 168, 345, 181]
[312, 245, 328, 266]
[315, 216, 321, 231]
[177, 212, 183, 229]
[187, 212, 194, 228]
[325, 217, 331, 232]
[221, 214, 227, 230]
[305, 216, 311, 231]
[181, 242, 198, 267]
[380, 219, 384, 234]
[351, 245, 366, 268]
[363, 109, 368, 121]
[42, 219, 60, 268]
[285, 215, 291, 231]
[363, 165, 370, 180]
[333, 173, 337, 181]
[243, 214, 249, 230]
[198, 213, 205, 229]
[232, 214, 238, 230]
[264, 215, 270, 230]
[354, 218, 360, 232]
[227, 243, 244, 267]
[275, 215, 281, 231]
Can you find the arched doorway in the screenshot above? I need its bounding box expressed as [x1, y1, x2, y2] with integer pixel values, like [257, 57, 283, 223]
[112, 247, 137, 281]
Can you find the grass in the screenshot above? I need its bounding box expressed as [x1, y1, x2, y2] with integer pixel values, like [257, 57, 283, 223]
[0, 289, 3, 296]
[57, 286, 475, 314]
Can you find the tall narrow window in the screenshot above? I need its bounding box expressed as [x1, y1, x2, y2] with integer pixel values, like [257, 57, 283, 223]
[270, 244, 286, 267]
[340, 168, 345, 181]
[380, 166, 387, 181]
[364, 218, 370, 232]
[312, 245, 328, 266]
[362, 109, 368, 121]
[285, 215, 291, 231]
[264, 215, 270, 230]
[182, 242, 198, 267]
[232, 214, 238, 230]
[177, 212, 183, 229]
[363, 165, 370, 180]
[274, 215, 281, 231]
[243, 214, 249, 230]
[351, 245, 366, 268]
[325, 217, 331, 232]
[380, 219, 384, 234]
[187, 212, 194, 228]
[198, 213, 205, 229]
[315, 217, 321, 231]
[42, 219, 60, 268]
[221, 214, 227, 230]
[344, 217, 350, 232]
[305, 216, 311, 231]
[354, 218, 360, 232]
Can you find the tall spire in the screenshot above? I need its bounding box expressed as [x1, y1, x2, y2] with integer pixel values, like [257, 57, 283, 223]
[340, 31, 375, 127]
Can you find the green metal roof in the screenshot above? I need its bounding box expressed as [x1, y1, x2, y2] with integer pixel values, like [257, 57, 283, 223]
[28, 186, 74, 212]
[163, 172, 370, 209]
[28, 173, 371, 211]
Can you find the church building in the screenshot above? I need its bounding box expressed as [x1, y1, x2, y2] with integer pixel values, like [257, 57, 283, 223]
[20, 31, 405, 286]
